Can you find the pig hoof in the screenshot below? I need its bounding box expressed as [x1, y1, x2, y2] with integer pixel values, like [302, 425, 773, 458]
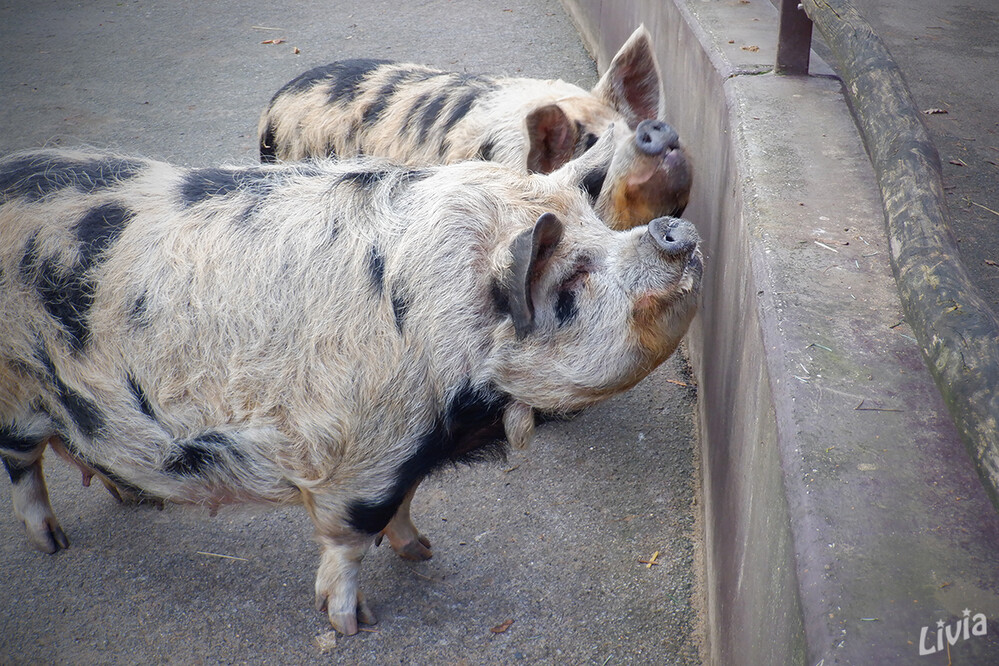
[394, 535, 433, 561]
[316, 592, 376, 635]
[329, 612, 359, 636]
[27, 518, 70, 554]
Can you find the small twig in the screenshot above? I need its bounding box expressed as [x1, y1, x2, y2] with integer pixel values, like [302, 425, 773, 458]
[854, 400, 904, 413]
[969, 200, 999, 217]
[808, 343, 833, 352]
[638, 550, 661, 568]
[665, 378, 692, 388]
[814, 240, 840, 253]
[196, 551, 249, 561]
[251, 25, 284, 30]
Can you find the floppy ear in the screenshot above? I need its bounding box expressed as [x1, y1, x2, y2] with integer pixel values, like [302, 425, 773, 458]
[591, 25, 662, 128]
[525, 104, 577, 173]
[498, 213, 564, 339]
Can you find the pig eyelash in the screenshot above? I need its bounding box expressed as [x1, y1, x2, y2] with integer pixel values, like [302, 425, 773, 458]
[558, 259, 592, 292]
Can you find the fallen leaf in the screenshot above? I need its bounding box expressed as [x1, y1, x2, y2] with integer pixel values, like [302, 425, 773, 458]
[293, 46, 301, 54]
[315, 631, 337, 653]
[741, 45, 760, 52]
[261, 38, 286, 45]
[491, 618, 515, 633]
[922, 108, 948, 115]
[949, 158, 968, 166]
[986, 259, 998, 267]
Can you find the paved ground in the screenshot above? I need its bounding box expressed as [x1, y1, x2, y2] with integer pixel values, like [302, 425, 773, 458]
[0, 1, 703, 663]
[842, 0, 999, 309]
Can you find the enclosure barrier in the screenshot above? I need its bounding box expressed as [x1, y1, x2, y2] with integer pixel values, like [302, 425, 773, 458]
[783, 0, 999, 506]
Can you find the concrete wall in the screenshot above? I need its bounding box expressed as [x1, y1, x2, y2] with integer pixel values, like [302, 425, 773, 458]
[562, 1, 999, 664]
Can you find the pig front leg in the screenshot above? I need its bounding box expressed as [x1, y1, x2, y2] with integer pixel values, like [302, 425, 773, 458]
[3, 453, 69, 554]
[313, 533, 378, 636]
[380, 483, 432, 561]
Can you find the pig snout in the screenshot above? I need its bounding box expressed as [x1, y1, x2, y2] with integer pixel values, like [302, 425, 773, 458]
[647, 217, 698, 259]
[635, 119, 680, 156]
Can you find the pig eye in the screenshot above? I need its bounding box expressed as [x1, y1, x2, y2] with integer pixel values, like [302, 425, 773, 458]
[553, 261, 591, 327]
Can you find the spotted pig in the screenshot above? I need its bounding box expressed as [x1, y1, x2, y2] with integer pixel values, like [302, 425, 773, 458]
[258, 25, 692, 230]
[0, 135, 701, 636]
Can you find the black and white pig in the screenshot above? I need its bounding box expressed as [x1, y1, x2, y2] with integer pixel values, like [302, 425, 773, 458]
[0, 131, 701, 636]
[258, 25, 692, 231]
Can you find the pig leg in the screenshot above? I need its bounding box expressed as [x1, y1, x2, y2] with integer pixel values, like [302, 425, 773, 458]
[3, 452, 69, 554]
[380, 482, 432, 561]
[313, 533, 378, 635]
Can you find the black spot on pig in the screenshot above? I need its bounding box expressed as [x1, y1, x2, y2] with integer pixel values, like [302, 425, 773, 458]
[0, 424, 38, 454]
[30, 201, 133, 352]
[361, 69, 435, 126]
[180, 168, 274, 206]
[390, 287, 410, 333]
[416, 90, 452, 144]
[74, 202, 133, 269]
[339, 170, 389, 189]
[127, 375, 156, 421]
[326, 59, 392, 106]
[129, 291, 149, 327]
[2, 457, 31, 484]
[346, 382, 509, 533]
[37, 348, 104, 438]
[36, 262, 90, 350]
[437, 87, 488, 139]
[555, 289, 578, 326]
[0, 154, 143, 202]
[367, 246, 386, 296]
[165, 432, 243, 477]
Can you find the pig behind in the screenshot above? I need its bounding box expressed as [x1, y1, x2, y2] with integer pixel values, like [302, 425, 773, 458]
[258, 25, 692, 230]
[0, 139, 701, 635]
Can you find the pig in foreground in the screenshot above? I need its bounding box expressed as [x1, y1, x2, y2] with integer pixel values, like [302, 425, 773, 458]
[258, 25, 692, 230]
[0, 138, 701, 635]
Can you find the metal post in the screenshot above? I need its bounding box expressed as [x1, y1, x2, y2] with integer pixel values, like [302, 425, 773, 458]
[776, 0, 813, 75]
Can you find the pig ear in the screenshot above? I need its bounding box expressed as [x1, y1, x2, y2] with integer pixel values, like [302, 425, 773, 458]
[591, 25, 662, 128]
[525, 104, 577, 174]
[551, 123, 616, 197]
[500, 213, 564, 339]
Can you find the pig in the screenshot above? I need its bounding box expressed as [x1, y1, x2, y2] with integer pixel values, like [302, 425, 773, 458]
[0, 133, 701, 635]
[258, 25, 692, 230]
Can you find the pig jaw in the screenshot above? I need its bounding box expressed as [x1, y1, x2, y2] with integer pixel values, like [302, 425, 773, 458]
[486, 222, 701, 413]
[597, 130, 693, 231]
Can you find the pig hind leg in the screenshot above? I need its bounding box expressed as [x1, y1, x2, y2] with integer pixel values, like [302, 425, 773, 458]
[379, 482, 432, 561]
[2, 431, 68, 554]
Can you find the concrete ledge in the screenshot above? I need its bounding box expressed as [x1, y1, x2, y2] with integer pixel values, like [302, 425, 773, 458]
[562, 0, 999, 663]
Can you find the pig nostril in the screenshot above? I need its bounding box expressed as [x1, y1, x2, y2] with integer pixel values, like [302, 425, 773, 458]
[648, 217, 698, 257]
[634, 119, 681, 157]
